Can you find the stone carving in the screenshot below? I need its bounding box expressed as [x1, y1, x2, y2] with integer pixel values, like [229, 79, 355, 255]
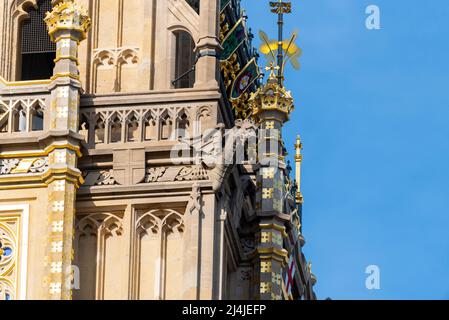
[240, 269, 252, 281]
[93, 47, 140, 68]
[82, 165, 209, 186]
[0, 280, 14, 301]
[44, 0, 91, 42]
[0, 159, 20, 175]
[136, 209, 185, 236]
[143, 165, 208, 183]
[175, 165, 208, 181]
[0, 98, 47, 134]
[96, 170, 116, 186]
[0, 220, 17, 300]
[0, 158, 49, 175]
[76, 213, 123, 238]
[29, 158, 49, 173]
[83, 170, 116, 186]
[145, 167, 167, 183]
[80, 104, 208, 145]
[0, 223, 15, 275]
[187, 183, 201, 216]
[240, 237, 255, 255]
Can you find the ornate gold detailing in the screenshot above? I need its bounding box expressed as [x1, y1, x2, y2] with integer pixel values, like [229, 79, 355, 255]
[0, 165, 84, 190]
[0, 76, 51, 87]
[53, 55, 79, 64]
[259, 223, 288, 237]
[231, 92, 252, 119]
[259, 30, 301, 74]
[0, 222, 16, 278]
[0, 158, 49, 175]
[294, 135, 303, 204]
[261, 261, 272, 273]
[0, 206, 29, 300]
[262, 168, 275, 179]
[262, 188, 274, 199]
[44, 0, 91, 42]
[260, 231, 283, 246]
[0, 144, 82, 159]
[260, 282, 272, 294]
[219, 13, 230, 43]
[248, 67, 294, 122]
[220, 54, 240, 90]
[255, 247, 288, 262]
[50, 72, 80, 82]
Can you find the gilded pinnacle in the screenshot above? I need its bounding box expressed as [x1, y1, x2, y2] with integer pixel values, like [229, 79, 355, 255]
[295, 135, 302, 152]
[44, 0, 91, 42]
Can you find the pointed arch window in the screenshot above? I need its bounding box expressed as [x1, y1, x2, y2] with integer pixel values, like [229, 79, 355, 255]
[173, 31, 196, 89]
[94, 115, 105, 144]
[30, 104, 44, 131]
[160, 113, 173, 140]
[110, 114, 122, 143]
[176, 110, 190, 139]
[127, 113, 140, 142]
[13, 105, 27, 133]
[0, 105, 9, 133]
[20, 0, 56, 80]
[79, 114, 90, 144]
[144, 112, 157, 141]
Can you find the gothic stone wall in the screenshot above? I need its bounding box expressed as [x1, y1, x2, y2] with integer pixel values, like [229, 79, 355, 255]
[0, 0, 200, 93]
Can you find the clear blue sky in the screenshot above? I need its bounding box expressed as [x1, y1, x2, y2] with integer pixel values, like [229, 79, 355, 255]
[242, 0, 449, 299]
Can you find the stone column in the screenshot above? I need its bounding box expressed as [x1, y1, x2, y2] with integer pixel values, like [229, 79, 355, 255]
[194, 0, 221, 89]
[182, 183, 201, 299]
[43, 0, 91, 300]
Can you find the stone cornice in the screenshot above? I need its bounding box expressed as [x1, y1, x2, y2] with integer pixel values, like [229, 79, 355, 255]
[80, 88, 221, 107]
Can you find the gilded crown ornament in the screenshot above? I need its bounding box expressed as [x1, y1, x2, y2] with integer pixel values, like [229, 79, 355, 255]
[44, 0, 91, 42]
[249, 1, 299, 123]
[247, 64, 294, 122]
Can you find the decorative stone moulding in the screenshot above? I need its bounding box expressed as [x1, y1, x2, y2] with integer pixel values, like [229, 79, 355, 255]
[0, 158, 49, 175]
[44, 0, 91, 42]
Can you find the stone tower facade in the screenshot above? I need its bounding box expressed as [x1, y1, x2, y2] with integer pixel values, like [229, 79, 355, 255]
[0, 0, 316, 300]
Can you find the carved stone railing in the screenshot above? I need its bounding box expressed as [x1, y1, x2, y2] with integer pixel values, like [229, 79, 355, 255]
[79, 103, 213, 149]
[0, 77, 51, 136]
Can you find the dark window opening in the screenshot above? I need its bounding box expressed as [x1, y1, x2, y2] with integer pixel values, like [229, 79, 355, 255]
[127, 114, 139, 142]
[174, 31, 195, 89]
[31, 106, 44, 131]
[79, 115, 89, 143]
[95, 116, 105, 144]
[110, 114, 122, 143]
[176, 112, 190, 138]
[13, 107, 27, 133]
[185, 0, 200, 14]
[20, 0, 56, 80]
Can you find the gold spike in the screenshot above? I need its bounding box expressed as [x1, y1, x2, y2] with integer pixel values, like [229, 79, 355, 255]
[295, 135, 303, 203]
